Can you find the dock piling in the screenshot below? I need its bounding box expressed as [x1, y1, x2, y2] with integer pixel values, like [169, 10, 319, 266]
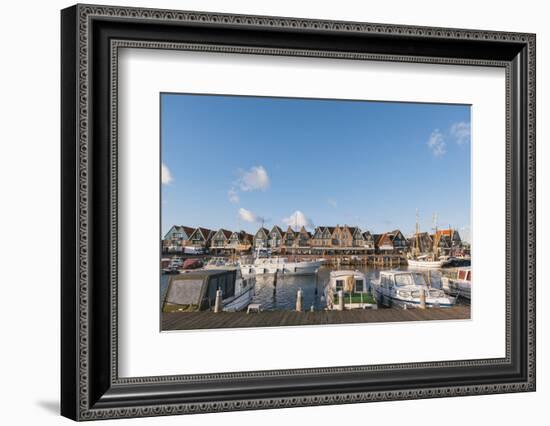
[296, 288, 303, 312]
[214, 289, 222, 313]
[419, 288, 426, 309]
[338, 290, 344, 311]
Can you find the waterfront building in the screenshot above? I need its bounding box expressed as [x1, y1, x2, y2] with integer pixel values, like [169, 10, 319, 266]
[310, 226, 335, 248]
[253, 227, 270, 250]
[297, 226, 312, 250]
[432, 229, 462, 257]
[282, 226, 297, 250]
[187, 227, 215, 249]
[268, 226, 284, 252]
[408, 231, 433, 254]
[162, 225, 195, 253]
[387, 229, 408, 254]
[228, 230, 253, 252]
[350, 226, 366, 248]
[210, 228, 234, 254]
[362, 231, 376, 253]
[374, 230, 407, 254]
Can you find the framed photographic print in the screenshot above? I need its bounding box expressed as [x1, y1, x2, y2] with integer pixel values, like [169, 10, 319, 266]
[61, 4, 536, 421]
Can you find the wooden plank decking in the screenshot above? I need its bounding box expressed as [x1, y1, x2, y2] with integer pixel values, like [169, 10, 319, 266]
[162, 306, 470, 331]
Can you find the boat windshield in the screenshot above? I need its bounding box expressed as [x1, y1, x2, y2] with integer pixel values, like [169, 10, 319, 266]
[394, 273, 426, 287]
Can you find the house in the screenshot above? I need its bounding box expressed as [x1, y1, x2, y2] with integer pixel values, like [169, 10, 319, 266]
[432, 229, 462, 256]
[408, 232, 433, 254]
[310, 226, 335, 248]
[187, 227, 215, 249]
[228, 230, 253, 252]
[362, 231, 375, 253]
[375, 233, 394, 254]
[253, 227, 270, 250]
[296, 226, 312, 248]
[210, 228, 234, 254]
[268, 226, 284, 252]
[350, 227, 366, 248]
[282, 226, 297, 249]
[387, 229, 408, 253]
[162, 225, 195, 252]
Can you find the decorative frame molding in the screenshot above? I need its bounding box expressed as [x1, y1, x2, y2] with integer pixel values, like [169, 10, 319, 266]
[61, 4, 535, 421]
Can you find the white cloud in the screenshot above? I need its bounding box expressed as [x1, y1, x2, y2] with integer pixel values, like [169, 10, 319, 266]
[228, 188, 240, 204]
[327, 198, 337, 208]
[161, 163, 173, 184]
[238, 207, 264, 224]
[282, 210, 314, 230]
[427, 129, 446, 157]
[450, 121, 471, 145]
[237, 166, 270, 192]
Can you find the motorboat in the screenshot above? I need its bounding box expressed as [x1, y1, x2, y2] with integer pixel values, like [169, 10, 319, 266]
[325, 270, 376, 310]
[239, 257, 323, 276]
[441, 267, 471, 299]
[162, 268, 255, 313]
[372, 270, 456, 308]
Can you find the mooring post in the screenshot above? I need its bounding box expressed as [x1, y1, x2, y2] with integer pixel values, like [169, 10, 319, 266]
[296, 288, 303, 312]
[419, 288, 426, 309]
[338, 289, 344, 311]
[214, 289, 223, 313]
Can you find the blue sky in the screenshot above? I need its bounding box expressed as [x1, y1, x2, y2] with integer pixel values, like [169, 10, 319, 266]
[161, 93, 471, 242]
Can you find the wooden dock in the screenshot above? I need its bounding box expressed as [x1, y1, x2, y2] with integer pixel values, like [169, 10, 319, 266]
[162, 305, 470, 331]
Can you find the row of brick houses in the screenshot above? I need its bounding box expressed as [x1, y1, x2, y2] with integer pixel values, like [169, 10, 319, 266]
[163, 224, 465, 256]
[162, 225, 253, 254]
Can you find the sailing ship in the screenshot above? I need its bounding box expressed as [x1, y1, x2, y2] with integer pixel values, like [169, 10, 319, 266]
[407, 211, 451, 269]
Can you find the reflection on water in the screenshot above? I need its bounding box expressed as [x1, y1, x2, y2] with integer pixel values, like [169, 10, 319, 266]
[160, 266, 452, 312]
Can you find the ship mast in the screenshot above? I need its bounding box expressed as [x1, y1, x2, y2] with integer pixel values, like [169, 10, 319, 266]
[432, 212, 439, 258]
[415, 209, 420, 258]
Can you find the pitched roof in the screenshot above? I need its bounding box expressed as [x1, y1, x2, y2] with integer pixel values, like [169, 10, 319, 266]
[387, 229, 404, 241]
[193, 227, 214, 240]
[172, 225, 196, 236]
[216, 228, 233, 239]
[270, 225, 284, 236]
[348, 226, 362, 237]
[436, 229, 455, 237]
[255, 227, 269, 237]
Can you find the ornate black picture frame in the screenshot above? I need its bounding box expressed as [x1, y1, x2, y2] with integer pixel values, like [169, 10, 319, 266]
[61, 4, 536, 421]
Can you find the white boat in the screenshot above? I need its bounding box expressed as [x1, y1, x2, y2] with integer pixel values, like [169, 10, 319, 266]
[407, 255, 450, 269]
[202, 260, 256, 311]
[372, 270, 456, 308]
[163, 269, 255, 312]
[441, 267, 471, 299]
[240, 256, 323, 276]
[325, 270, 376, 310]
[408, 211, 451, 269]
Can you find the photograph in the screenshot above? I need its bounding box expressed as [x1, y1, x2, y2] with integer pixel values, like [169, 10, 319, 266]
[160, 93, 472, 331]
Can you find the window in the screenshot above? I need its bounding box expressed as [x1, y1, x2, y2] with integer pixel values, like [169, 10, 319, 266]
[335, 280, 344, 291]
[355, 279, 364, 292]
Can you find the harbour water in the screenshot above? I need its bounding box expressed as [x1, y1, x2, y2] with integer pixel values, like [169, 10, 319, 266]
[160, 266, 460, 312]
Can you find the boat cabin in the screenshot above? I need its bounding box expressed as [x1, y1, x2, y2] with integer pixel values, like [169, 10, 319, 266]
[162, 269, 237, 313]
[456, 267, 471, 282]
[330, 270, 367, 293]
[378, 271, 427, 288]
